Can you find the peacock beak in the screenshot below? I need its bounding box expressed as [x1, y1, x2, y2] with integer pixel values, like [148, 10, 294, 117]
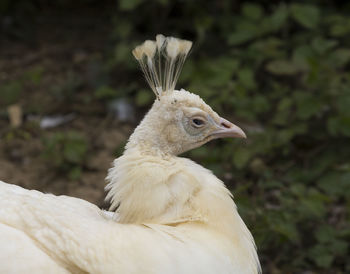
[211, 118, 246, 139]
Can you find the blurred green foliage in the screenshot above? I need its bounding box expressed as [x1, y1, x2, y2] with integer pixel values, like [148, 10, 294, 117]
[1, 0, 349, 272]
[0, 81, 22, 107]
[0, 66, 44, 113]
[42, 132, 88, 180]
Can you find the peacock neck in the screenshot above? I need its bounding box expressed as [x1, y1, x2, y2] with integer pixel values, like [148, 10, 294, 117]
[125, 141, 174, 159]
[106, 147, 232, 228]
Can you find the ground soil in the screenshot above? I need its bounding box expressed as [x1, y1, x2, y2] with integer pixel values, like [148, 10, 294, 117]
[0, 5, 133, 208]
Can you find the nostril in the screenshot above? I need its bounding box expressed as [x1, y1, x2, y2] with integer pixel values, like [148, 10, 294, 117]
[221, 121, 232, 129]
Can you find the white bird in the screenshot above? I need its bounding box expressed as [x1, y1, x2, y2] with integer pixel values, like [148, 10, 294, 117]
[0, 35, 261, 274]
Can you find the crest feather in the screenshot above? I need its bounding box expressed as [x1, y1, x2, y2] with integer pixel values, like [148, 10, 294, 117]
[132, 34, 192, 98]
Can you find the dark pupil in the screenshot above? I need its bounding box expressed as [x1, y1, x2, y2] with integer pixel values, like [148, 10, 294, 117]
[193, 119, 204, 126]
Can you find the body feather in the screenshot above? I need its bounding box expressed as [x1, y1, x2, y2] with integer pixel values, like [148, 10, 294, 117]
[0, 152, 260, 273]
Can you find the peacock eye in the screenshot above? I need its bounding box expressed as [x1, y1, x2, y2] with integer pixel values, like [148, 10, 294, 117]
[191, 118, 205, 128]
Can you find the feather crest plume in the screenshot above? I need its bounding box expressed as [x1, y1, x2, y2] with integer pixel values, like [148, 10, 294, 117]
[132, 34, 192, 98]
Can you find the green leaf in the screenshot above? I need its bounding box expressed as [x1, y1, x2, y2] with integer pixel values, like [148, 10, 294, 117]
[300, 193, 326, 218]
[228, 21, 258, 45]
[0, 82, 22, 106]
[228, 31, 255, 46]
[156, 0, 168, 5]
[114, 43, 133, 64]
[328, 16, 350, 37]
[292, 45, 314, 70]
[119, 0, 144, 11]
[317, 171, 350, 197]
[266, 59, 300, 75]
[242, 3, 263, 21]
[295, 92, 322, 120]
[269, 3, 289, 29]
[336, 92, 350, 116]
[338, 116, 350, 136]
[112, 20, 132, 39]
[309, 244, 334, 268]
[252, 95, 269, 113]
[291, 4, 320, 29]
[328, 114, 350, 137]
[327, 117, 338, 136]
[273, 220, 300, 243]
[238, 68, 255, 89]
[278, 98, 293, 112]
[195, 14, 214, 39]
[331, 239, 348, 255]
[316, 225, 336, 243]
[311, 37, 338, 55]
[277, 128, 295, 143]
[250, 38, 283, 58]
[329, 49, 350, 67]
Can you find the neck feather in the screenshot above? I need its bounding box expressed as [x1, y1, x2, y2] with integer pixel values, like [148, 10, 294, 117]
[106, 146, 243, 231]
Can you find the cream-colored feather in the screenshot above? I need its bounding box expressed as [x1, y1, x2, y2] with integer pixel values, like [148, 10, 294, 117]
[132, 34, 192, 98]
[0, 35, 261, 274]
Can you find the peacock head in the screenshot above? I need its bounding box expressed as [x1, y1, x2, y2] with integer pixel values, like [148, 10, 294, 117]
[127, 35, 246, 156]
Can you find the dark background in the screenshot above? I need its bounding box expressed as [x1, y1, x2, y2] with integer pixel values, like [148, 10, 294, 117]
[0, 0, 349, 273]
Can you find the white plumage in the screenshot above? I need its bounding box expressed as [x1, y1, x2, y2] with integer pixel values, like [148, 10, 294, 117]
[0, 35, 261, 273]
